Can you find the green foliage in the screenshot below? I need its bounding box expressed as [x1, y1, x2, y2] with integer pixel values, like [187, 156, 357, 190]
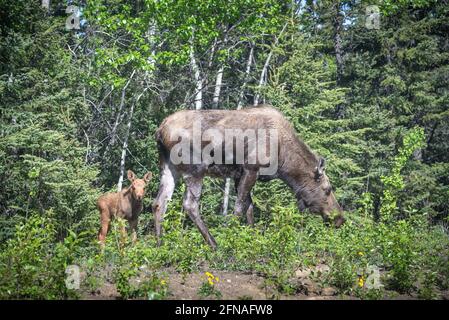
[380, 220, 417, 292]
[0, 125, 100, 239]
[265, 32, 366, 209]
[380, 127, 426, 221]
[259, 204, 300, 295]
[99, 219, 168, 300]
[211, 216, 266, 271]
[0, 213, 81, 299]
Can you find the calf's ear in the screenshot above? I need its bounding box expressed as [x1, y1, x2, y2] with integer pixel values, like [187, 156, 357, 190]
[127, 170, 136, 182]
[143, 172, 153, 183]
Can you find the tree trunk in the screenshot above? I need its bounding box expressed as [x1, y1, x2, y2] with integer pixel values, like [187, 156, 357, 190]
[190, 44, 203, 110]
[117, 101, 136, 191]
[108, 70, 136, 148]
[41, 0, 50, 9]
[237, 44, 254, 110]
[333, 1, 344, 85]
[117, 90, 147, 191]
[253, 50, 272, 106]
[254, 24, 287, 106]
[222, 43, 254, 215]
[212, 33, 228, 108]
[221, 178, 231, 215]
[333, 1, 346, 119]
[116, 21, 156, 191]
[212, 64, 224, 108]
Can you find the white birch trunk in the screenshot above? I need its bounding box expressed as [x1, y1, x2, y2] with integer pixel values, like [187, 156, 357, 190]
[109, 70, 136, 147]
[117, 101, 135, 191]
[190, 44, 203, 110]
[212, 65, 224, 108]
[117, 22, 157, 190]
[253, 24, 287, 106]
[222, 44, 254, 215]
[42, 0, 50, 9]
[212, 33, 228, 108]
[253, 50, 272, 106]
[237, 44, 254, 110]
[116, 90, 147, 191]
[221, 178, 231, 215]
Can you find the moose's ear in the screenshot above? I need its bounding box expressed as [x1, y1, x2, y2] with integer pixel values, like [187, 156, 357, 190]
[143, 172, 153, 183]
[127, 170, 136, 182]
[319, 157, 326, 170]
[314, 157, 326, 179]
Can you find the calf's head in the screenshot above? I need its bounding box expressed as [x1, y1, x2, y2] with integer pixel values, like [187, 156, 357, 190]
[127, 170, 152, 202]
[298, 157, 345, 227]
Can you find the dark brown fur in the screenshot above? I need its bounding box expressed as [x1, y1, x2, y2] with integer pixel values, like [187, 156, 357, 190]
[152, 105, 344, 249]
[97, 170, 152, 246]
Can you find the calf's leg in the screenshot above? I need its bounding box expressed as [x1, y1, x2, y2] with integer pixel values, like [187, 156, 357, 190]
[128, 218, 138, 243]
[183, 175, 217, 250]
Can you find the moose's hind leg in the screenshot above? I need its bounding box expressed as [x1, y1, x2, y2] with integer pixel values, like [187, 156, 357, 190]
[98, 206, 111, 247]
[183, 175, 217, 249]
[152, 163, 178, 245]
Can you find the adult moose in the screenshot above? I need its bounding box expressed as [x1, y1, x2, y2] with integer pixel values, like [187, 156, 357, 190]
[152, 105, 345, 249]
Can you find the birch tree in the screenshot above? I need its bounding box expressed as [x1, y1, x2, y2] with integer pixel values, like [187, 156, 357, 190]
[222, 43, 254, 215]
[254, 23, 288, 106]
[190, 42, 203, 110]
[41, 0, 50, 9]
[117, 89, 147, 191]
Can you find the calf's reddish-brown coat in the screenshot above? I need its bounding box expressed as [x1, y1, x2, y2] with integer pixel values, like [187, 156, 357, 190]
[97, 170, 152, 245]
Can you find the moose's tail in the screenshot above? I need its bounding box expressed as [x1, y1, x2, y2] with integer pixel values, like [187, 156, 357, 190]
[155, 126, 170, 165]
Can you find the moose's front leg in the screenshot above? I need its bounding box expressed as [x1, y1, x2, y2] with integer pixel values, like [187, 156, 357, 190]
[183, 175, 217, 250]
[234, 168, 258, 220]
[234, 178, 255, 226]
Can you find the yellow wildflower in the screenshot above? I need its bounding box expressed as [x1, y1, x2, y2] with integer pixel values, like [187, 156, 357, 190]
[160, 279, 166, 286]
[205, 271, 219, 286]
[358, 251, 364, 256]
[358, 276, 365, 287]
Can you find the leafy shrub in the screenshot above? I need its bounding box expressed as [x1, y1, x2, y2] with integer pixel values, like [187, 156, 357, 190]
[0, 125, 100, 240]
[211, 215, 266, 271]
[97, 219, 168, 300]
[0, 213, 81, 299]
[259, 204, 300, 295]
[380, 127, 426, 222]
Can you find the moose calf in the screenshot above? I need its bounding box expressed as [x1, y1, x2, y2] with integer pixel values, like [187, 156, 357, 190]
[97, 170, 152, 246]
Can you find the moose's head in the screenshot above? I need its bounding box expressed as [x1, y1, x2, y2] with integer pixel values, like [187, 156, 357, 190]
[127, 170, 152, 202]
[298, 157, 345, 227]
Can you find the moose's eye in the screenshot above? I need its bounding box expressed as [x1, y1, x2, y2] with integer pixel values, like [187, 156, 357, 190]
[325, 186, 333, 195]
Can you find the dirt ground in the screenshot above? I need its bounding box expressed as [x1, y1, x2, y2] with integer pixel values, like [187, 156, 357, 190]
[83, 269, 340, 300]
[81, 265, 444, 300]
